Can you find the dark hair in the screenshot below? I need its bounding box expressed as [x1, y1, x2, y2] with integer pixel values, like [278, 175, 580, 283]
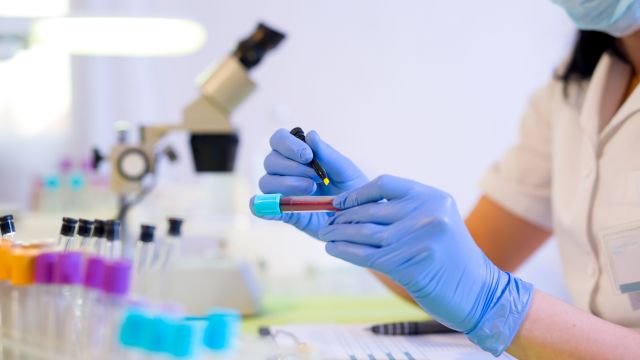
[558, 30, 627, 90]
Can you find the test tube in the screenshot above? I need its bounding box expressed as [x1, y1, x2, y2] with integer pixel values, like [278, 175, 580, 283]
[135, 224, 156, 272]
[152, 218, 182, 302]
[133, 225, 155, 296]
[8, 249, 36, 348]
[80, 256, 106, 357]
[90, 220, 107, 255]
[102, 220, 122, 259]
[58, 217, 78, 251]
[99, 260, 133, 356]
[1, 215, 16, 242]
[0, 215, 17, 343]
[252, 194, 338, 216]
[53, 251, 85, 355]
[76, 218, 94, 251]
[157, 218, 183, 271]
[34, 252, 57, 350]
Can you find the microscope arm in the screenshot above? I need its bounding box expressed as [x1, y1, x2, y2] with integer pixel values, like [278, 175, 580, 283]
[142, 55, 255, 148]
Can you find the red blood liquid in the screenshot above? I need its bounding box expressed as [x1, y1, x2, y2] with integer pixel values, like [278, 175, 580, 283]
[279, 196, 338, 212]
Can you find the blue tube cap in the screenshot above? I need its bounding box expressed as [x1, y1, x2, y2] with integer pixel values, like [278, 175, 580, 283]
[203, 308, 241, 351]
[252, 193, 282, 216]
[119, 309, 150, 349]
[119, 307, 194, 357]
[144, 317, 173, 353]
[169, 322, 194, 358]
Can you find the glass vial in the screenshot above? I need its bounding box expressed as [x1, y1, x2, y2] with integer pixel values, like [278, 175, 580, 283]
[59, 217, 78, 251]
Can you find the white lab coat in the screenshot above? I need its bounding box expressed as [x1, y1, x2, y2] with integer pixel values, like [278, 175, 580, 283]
[481, 52, 640, 329]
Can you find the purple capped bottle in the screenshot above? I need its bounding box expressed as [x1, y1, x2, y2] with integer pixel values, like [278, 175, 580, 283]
[97, 259, 133, 355]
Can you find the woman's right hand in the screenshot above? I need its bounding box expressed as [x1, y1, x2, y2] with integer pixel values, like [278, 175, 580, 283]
[253, 128, 368, 239]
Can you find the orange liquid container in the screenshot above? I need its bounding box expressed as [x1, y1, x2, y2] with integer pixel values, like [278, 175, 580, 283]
[0, 240, 11, 281]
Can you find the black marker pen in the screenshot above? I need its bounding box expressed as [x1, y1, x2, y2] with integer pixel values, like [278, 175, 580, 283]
[290, 127, 330, 186]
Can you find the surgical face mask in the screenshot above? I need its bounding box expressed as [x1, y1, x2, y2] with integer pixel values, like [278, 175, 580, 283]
[551, 0, 640, 37]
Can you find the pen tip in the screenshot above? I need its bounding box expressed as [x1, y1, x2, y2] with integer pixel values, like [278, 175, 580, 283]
[323, 178, 330, 186]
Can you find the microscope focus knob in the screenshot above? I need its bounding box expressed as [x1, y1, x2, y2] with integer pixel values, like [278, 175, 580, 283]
[91, 148, 105, 170]
[116, 147, 151, 181]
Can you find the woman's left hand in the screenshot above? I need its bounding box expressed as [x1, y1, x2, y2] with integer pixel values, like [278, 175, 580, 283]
[319, 175, 534, 356]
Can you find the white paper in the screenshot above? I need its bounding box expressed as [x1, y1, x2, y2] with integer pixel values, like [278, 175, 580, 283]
[269, 324, 515, 360]
[629, 292, 640, 311]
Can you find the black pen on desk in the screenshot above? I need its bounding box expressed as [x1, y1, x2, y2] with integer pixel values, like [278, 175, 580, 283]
[369, 320, 457, 335]
[290, 127, 330, 186]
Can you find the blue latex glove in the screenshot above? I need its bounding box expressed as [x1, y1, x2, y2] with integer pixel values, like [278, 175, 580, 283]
[319, 175, 533, 356]
[253, 128, 368, 238]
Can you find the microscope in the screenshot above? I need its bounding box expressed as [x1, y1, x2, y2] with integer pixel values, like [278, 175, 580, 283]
[95, 23, 285, 221]
[94, 23, 285, 315]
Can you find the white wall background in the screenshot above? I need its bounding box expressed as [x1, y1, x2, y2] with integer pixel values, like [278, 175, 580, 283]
[7, 0, 578, 299]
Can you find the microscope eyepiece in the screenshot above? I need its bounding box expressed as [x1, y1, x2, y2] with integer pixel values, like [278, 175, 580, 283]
[234, 23, 286, 70]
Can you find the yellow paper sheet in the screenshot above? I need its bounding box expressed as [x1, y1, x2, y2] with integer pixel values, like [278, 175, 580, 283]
[242, 294, 430, 334]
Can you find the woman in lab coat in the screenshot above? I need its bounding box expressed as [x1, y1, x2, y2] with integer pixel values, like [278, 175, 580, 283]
[254, 1, 640, 358]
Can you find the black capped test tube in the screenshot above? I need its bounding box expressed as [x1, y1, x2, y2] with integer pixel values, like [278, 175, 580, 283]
[59, 217, 78, 251]
[0, 215, 16, 242]
[103, 220, 122, 259]
[91, 219, 106, 254]
[135, 224, 156, 272]
[76, 219, 94, 250]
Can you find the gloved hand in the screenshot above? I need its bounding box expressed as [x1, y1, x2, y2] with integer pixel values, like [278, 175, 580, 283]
[252, 128, 368, 238]
[319, 175, 533, 356]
